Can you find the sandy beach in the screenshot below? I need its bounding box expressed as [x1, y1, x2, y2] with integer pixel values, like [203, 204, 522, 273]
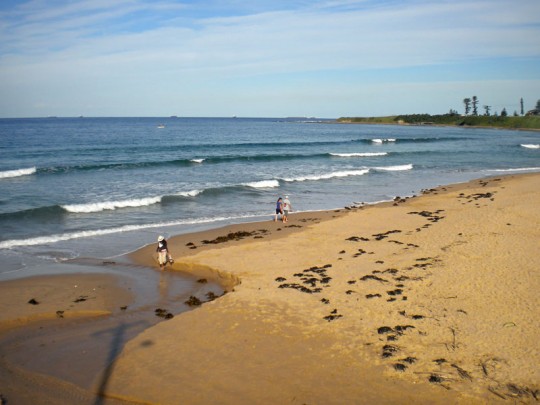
[1, 173, 539, 404]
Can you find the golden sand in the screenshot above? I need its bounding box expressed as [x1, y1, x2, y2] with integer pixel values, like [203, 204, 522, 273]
[1, 173, 539, 404]
[109, 173, 539, 404]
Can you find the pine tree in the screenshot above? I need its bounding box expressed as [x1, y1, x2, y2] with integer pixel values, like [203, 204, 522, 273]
[463, 98, 471, 115]
[472, 96, 479, 116]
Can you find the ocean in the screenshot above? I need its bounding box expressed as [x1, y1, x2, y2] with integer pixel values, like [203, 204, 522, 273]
[1, 117, 539, 279]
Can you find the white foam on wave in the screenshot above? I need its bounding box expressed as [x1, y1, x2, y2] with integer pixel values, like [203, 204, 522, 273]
[0, 214, 257, 250]
[373, 164, 413, 171]
[330, 152, 387, 157]
[244, 180, 280, 188]
[0, 167, 37, 179]
[371, 138, 396, 144]
[283, 169, 369, 182]
[176, 189, 202, 197]
[520, 144, 540, 149]
[62, 196, 162, 213]
[190, 158, 205, 163]
[487, 167, 540, 173]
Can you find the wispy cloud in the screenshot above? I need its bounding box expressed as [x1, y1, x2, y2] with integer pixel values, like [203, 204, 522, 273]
[1, 0, 539, 117]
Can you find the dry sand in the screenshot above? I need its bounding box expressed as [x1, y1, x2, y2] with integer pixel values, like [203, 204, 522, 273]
[1, 173, 539, 404]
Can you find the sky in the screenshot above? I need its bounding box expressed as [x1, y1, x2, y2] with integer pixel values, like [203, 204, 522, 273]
[1, 0, 539, 118]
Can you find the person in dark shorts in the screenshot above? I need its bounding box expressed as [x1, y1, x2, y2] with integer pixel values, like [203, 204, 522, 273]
[274, 197, 283, 222]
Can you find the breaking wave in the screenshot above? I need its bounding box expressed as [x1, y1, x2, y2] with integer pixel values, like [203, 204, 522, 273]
[0, 167, 36, 179]
[373, 164, 413, 171]
[371, 138, 396, 144]
[486, 167, 540, 173]
[0, 214, 257, 249]
[243, 180, 280, 189]
[62, 197, 162, 213]
[282, 169, 369, 182]
[330, 152, 387, 157]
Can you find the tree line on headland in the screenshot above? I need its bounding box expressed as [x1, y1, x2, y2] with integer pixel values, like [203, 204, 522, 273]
[338, 98, 540, 130]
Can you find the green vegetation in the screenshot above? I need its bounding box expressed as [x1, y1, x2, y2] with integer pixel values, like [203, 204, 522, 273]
[338, 97, 540, 130]
[337, 114, 540, 130]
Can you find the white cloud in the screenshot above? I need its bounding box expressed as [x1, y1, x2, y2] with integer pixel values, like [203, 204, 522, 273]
[1, 0, 539, 117]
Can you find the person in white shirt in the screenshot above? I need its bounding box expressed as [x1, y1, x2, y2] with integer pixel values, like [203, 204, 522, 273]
[282, 195, 292, 223]
[156, 235, 173, 268]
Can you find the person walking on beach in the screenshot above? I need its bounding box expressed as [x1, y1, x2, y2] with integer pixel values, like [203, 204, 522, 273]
[282, 195, 292, 223]
[275, 197, 284, 222]
[156, 235, 172, 269]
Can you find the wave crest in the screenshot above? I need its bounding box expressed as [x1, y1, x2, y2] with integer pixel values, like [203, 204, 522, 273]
[62, 197, 162, 213]
[371, 138, 396, 144]
[488, 167, 540, 172]
[244, 180, 280, 188]
[373, 164, 413, 171]
[521, 144, 540, 149]
[283, 169, 369, 182]
[175, 190, 202, 197]
[330, 152, 387, 157]
[0, 167, 36, 179]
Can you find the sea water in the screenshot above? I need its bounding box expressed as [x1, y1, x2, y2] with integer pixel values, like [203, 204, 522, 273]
[0, 117, 539, 278]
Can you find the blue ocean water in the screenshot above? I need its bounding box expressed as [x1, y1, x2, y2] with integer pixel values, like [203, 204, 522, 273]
[0, 117, 539, 278]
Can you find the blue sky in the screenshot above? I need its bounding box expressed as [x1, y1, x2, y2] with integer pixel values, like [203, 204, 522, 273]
[1, 0, 539, 118]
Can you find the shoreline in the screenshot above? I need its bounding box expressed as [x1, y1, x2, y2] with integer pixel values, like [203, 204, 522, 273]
[0, 173, 539, 404]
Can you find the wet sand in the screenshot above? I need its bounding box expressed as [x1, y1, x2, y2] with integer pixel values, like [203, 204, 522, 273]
[0, 262, 224, 404]
[1, 173, 539, 404]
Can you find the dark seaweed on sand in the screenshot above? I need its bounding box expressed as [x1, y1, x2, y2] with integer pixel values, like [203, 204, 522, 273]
[201, 230, 267, 244]
[185, 296, 202, 306]
[277, 264, 333, 294]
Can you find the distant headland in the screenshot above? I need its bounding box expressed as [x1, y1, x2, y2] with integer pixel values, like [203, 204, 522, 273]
[337, 113, 540, 130]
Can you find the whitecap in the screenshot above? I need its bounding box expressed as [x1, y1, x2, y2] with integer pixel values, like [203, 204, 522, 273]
[0, 167, 37, 179]
[190, 158, 205, 163]
[176, 189, 202, 197]
[487, 167, 540, 172]
[244, 180, 280, 188]
[371, 138, 396, 144]
[520, 144, 540, 149]
[0, 214, 260, 249]
[62, 196, 162, 213]
[283, 169, 369, 182]
[330, 152, 387, 157]
[373, 164, 413, 171]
